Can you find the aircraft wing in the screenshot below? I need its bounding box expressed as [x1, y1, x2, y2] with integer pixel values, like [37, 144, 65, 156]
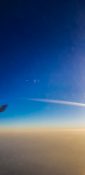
[0, 105, 8, 112]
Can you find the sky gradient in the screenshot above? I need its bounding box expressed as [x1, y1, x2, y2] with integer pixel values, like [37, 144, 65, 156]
[0, 0, 85, 127]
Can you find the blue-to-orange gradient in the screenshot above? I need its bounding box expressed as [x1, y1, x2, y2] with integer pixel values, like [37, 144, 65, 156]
[0, 0, 85, 128]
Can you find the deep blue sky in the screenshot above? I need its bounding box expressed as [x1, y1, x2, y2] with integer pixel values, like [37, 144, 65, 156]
[0, 0, 85, 127]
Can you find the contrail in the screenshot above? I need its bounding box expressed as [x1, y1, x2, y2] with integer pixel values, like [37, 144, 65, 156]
[27, 98, 85, 108]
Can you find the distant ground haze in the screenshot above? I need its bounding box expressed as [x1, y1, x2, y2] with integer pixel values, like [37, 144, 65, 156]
[0, 129, 85, 175]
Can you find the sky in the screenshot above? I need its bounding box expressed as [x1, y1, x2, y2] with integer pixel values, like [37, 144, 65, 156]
[0, 0, 85, 128]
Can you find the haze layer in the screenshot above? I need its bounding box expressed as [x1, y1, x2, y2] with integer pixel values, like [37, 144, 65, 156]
[0, 129, 85, 175]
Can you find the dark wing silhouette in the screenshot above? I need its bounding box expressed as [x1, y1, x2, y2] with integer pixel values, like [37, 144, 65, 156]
[0, 104, 8, 112]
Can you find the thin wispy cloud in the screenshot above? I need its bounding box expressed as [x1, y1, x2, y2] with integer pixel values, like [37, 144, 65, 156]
[27, 98, 85, 108]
